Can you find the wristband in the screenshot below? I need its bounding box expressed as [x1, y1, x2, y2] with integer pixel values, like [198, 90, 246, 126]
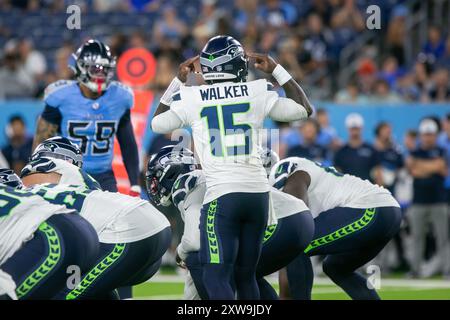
[160, 77, 183, 105]
[272, 64, 292, 86]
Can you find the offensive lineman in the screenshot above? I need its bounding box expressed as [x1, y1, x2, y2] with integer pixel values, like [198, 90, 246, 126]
[20, 138, 171, 299]
[269, 156, 403, 300]
[151, 35, 312, 299]
[0, 169, 99, 299]
[146, 146, 314, 299]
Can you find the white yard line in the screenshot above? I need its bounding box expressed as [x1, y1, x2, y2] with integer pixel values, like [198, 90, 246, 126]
[147, 274, 450, 289]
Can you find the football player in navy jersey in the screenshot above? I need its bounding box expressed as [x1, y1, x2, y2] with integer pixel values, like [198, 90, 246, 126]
[32, 39, 140, 197]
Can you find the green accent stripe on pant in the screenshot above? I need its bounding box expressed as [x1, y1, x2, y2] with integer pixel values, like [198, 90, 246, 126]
[65, 243, 126, 300]
[263, 224, 277, 244]
[16, 222, 62, 299]
[206, 200, 220, 264]
[304, 208, 377, 254]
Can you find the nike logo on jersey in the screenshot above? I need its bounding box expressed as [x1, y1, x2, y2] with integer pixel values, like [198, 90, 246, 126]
[200, 84, 249, 101]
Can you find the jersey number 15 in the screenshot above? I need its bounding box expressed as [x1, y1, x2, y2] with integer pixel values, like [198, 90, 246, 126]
[200, 103, 252, 157]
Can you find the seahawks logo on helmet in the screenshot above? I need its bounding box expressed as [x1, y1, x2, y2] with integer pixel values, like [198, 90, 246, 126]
[259, 148, 280, 176]
[271, 160, 298, 190]
[146, 145, 198, 206]
[0, 168, 24, 189]
[31, 136, 83, 168]
[200, 35, 248, 84]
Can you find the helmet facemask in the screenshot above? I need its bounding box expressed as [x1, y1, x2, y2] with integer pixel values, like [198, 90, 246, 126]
[77, 57, 116, 94]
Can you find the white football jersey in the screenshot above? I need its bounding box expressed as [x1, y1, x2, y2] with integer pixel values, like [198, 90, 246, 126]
[0, 269, 17, 300]
[25, 183, 170, 243]
[172, 170, 306, 260]
[0, 186, 71, 265]
[21, 157, 101, 190]
[269, 157, 400, 218]
[170, 79, 280, 203]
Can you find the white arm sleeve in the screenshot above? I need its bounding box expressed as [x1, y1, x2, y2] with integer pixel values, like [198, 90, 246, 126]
[177, 198, 202, 261]
[268, 97, 308, 122]
[151, 110, 183, 134]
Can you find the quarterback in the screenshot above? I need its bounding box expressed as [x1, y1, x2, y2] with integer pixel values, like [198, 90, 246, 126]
[151, 35, 312, 299]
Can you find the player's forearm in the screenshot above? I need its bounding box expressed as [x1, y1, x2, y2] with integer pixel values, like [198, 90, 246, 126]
[281, 79, 313, 117]
[151, 110, 183, 134]
[32, 117, 59, 150]
[117, 119, 140, 186]
[269, 97, 309, 122]
[272, 64, 313, 117]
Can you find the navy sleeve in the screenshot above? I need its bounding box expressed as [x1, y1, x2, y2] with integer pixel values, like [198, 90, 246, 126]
[371, 147, 382, 169]
[41, 104, 62, 126]
[333, 148, 344, 170]
[117, 109, 139, 186]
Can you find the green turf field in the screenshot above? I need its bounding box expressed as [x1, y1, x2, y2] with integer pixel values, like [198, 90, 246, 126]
[132, 275, 450, 300]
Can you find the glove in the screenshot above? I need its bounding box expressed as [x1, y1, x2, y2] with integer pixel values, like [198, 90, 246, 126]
[129, 185, 142, 197]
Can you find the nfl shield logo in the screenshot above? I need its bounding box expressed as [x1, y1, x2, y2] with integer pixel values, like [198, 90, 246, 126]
[92, 103, 100, 110]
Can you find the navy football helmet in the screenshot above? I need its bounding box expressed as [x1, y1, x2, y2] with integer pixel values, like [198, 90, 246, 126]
[70, 39, 116, 93]
[259, 147, 280, 176]
[31, 136, 83, 168]
[146, 145, 198, 206]
[199, 35, 248, 84]
[0, 168, 23, 189]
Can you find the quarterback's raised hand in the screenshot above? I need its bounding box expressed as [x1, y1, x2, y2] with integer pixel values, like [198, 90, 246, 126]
[247, 52, 277, 74]
[249, 52, 313, 117]
[177, 55, 199, 83]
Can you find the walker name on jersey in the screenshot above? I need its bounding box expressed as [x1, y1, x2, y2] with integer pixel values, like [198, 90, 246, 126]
[200, 84, 249, 101]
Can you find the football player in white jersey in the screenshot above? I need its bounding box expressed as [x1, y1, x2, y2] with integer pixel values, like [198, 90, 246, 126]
[20, 138, 171, 299]
[0, 169, 99, 300]
[269, 156, 403, 300]
[151, 35, 312, 299]
[146, 146, 314, 299]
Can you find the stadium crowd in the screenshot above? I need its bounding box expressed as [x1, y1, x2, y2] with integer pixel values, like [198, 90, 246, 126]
[0, 0, 449, 102]
[0, 0, 449, 279]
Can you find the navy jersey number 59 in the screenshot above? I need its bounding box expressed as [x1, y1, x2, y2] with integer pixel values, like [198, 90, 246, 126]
[67, 120, 117, 155]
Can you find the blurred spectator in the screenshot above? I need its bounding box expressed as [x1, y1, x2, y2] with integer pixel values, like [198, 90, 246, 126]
[378, 56, 402, 89]
[277, 37, 304, 81]
[150, 54, 178, 91]
[422, 24, 446, 62]
[258, 0, 298, 28]
[18, 39, 47, 81]
[153, 5, 188, 51]
[94, 0, 127, 12]
[1, 115, 33, 174]
[303, 13, 331, 66]
[356, 58, 377, 96]
[195, 0, 225, 37]
[395, 73, 421, 102]
[371, 79, 403, 103]
[406, 118, 449, 277]
[315, 108, 340, 150]
[438, 113, 450, 202]
[0, 41, 36, 99]
[330, 0, 364, 33]
[426, 68, 450, 102]
[437, 36, 450, 70]
[334, 113, 381, 182]
[287, 119, 330, 165]
[386, 5, 408, 66]
[374, 121, 404, 193]
[335, 80, 368, 103]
